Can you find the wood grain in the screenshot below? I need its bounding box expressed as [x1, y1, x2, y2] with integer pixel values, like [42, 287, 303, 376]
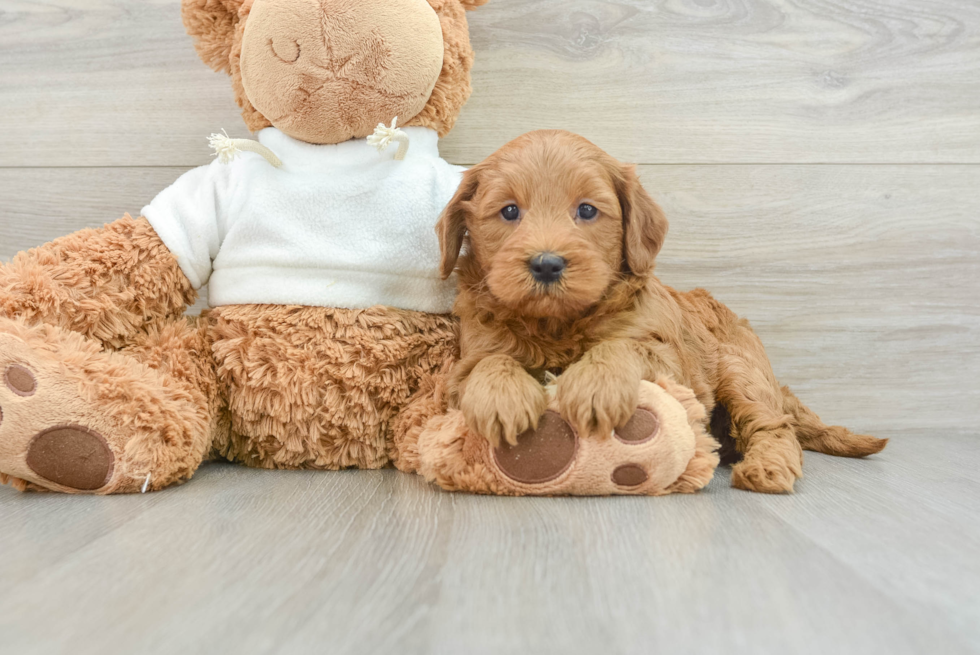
[449, 0, 980, 164]
[2, 165, 976, 431]
[0, 432, 976, 655]
[643, 164, 980, 433]
[1, 2, 978, 651]
[1, 0, 979, 167]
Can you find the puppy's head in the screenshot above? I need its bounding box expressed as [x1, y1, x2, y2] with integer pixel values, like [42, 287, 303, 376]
[438, 130, 668, 319]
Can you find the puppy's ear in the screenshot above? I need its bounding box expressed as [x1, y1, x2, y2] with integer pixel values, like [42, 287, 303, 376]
[616, 164, 669, 275]
[459, 0, 490, 9]
[437, 167, 481, 279]
[182, 0, 250, 74]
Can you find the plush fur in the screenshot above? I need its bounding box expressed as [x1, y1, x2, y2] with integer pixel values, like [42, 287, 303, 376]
[209, 303, 457, 470]
[0, 313, 222, 494]
[183, 0, 483, 140]
[0, 0, 487, 493]
[0, 215, 195, 348]
[237, 0, 445, 144]
[436, 130, 887, 493]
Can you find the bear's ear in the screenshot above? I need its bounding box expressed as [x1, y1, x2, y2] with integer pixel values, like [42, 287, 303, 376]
[182, 0, 250, 73]
[407, 0, 487, 137]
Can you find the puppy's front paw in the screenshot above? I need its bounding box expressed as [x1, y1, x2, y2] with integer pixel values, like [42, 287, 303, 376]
[556, 359, 640, 438]
[461, 368, 548, 448]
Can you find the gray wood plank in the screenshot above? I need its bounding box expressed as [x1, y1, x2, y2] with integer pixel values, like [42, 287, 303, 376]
[450, 0, 980, 165]
[0, 0, 250, 169]
[0, 431, 976, 655]
[2, 164, 977, 431]
[2, 0, 979, 167]
[1, 1, 977, 654]
[0, 167, 186, 249]
[758, 432, 980, 645]
[643, 164, 980, 434]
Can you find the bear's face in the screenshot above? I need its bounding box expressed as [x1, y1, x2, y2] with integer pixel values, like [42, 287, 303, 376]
[183, 0, 488, 144]
[240, 0, 445, 144]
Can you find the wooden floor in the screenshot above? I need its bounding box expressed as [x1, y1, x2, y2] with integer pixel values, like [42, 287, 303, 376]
[0, 432, 976, 654]
[1, 0, 978, 652]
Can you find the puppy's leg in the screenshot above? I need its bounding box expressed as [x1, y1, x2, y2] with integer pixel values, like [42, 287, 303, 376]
[716, 325, 803, 494]
[459, 354, 548, 447]
[781, 386, 887, 457]
[556, 340, 644, 438]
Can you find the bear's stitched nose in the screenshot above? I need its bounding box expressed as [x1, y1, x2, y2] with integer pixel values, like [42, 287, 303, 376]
[529, 253, 566, 284]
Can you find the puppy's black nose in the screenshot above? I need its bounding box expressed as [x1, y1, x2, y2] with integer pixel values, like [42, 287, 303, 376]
[529, 253, 567, 284]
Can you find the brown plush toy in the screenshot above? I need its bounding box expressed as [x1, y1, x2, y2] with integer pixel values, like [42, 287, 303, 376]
[0, 0, 489, 494]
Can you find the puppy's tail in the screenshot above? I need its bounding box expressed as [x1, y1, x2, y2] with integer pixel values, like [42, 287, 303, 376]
[781, 386, 888, 457]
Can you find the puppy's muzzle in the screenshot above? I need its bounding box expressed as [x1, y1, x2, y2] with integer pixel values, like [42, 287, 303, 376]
[529, 253, 566, 284]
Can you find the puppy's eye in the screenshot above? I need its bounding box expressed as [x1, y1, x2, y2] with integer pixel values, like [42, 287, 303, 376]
[577, 204, 598, 221]
[500, 205, 521, 222]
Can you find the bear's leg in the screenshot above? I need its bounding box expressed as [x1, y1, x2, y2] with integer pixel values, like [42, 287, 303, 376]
[0, 315, 222, 494]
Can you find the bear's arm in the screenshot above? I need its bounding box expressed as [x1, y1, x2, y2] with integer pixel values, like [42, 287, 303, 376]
[0, 161, 233, 349]
[0, 216, 196, 350]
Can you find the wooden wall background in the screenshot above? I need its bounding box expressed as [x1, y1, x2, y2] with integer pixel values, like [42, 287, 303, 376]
[0, 0, 977, 436]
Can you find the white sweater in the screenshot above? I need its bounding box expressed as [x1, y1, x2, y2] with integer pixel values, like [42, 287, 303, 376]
[142, 127, 462, 313]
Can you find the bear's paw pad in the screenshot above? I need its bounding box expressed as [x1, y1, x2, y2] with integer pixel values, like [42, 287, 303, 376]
[492, 410, 578, 484]
[26, 425, 114, 491]
[614, 408, 659, 444]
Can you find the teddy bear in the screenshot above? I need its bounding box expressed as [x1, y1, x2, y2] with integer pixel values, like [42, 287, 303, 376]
[0, 0, 717, 497]
[0, 0, 489, 493]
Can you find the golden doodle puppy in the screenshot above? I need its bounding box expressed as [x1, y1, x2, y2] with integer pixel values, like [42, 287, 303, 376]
[436, 130, 887, 493]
